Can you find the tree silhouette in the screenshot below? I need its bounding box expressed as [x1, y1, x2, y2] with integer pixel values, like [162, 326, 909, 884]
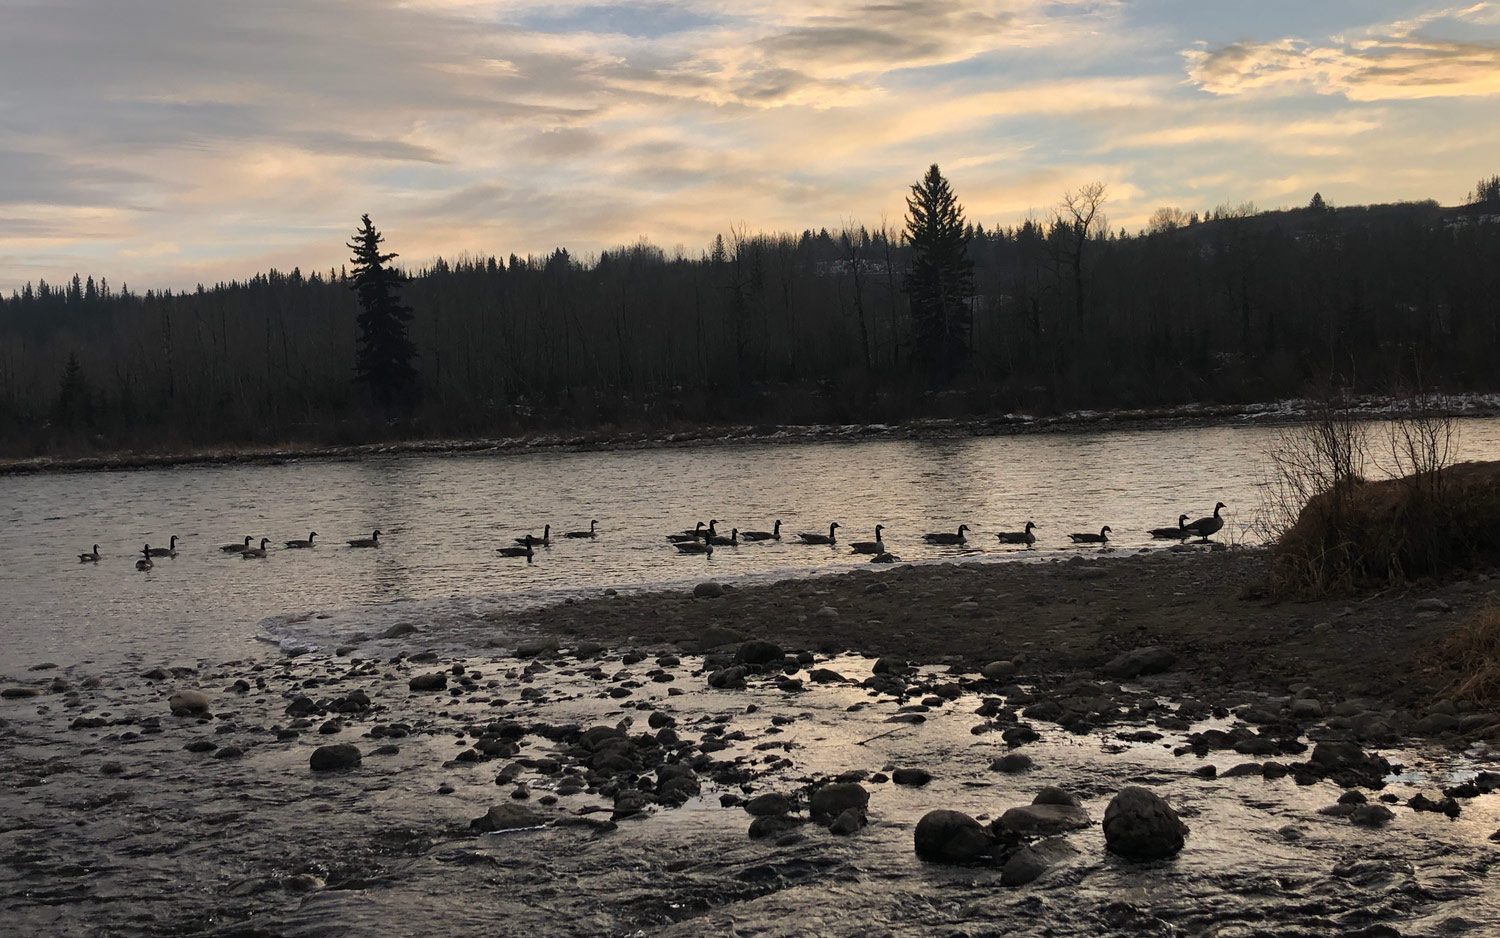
[904, 164, 974, 377]
[348, 215, 418, 408]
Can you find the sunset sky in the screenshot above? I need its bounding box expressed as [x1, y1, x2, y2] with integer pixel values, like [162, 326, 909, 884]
[2, 0, 1498, 294]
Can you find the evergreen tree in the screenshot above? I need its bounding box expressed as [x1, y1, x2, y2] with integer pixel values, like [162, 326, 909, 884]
[348, 214, 418, 408]
[903, 164, 974, 376]
[53, 352, 90, 428]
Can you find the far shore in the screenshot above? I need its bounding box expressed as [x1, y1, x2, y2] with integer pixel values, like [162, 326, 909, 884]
[6, 393, 1500, 476]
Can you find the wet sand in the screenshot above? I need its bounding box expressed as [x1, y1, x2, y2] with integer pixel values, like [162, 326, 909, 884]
[3, 548, 1499, 938]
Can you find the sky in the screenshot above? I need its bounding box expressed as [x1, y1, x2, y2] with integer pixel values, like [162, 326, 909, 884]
[1, 0, 1498, 293]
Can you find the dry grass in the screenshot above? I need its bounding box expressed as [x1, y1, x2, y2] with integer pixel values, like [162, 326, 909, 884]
[1438, 604, 1500, 710]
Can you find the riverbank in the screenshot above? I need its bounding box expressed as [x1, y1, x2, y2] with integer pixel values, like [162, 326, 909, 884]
[8, 393, 1500, 476]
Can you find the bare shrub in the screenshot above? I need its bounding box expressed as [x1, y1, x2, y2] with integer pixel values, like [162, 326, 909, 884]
[1439, 604, 1500, 711]
[1381, 384, 1458, 501]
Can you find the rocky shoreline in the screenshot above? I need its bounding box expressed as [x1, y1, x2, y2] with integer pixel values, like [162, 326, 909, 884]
[3, 548, 1499, 936]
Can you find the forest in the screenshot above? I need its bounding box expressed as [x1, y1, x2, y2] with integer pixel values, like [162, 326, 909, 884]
[2, 176, 1499, 458]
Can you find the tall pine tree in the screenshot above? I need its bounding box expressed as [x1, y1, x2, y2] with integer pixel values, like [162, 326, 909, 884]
[348, 215, 419, 409]
[904, 164, 974, 378]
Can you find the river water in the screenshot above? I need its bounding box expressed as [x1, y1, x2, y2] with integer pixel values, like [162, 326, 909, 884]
[7, 419, 1500, 669]
[4, 422, 1500, 938]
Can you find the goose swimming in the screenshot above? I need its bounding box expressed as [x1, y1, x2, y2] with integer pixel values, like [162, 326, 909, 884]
[348, 530, 381, 548]
[797, 522, 840, 545]
[1068, 526, 1111, 544]
[147, 535, 179, 557]
[850, 525, 886, 555]
[135, 546, 153, 571]
[996, 521, 1037, 546]
[923, 524, 969, 545]
[666, 522, 706, 543]
[497, 535, 534, 559]
[241, 538, 270, 558]
[285, 532, 318, 549]
[78, 544, 100, 563]
[1149, 515, 1191, 539]
[708, 527, 739, 547]
[741, 520, 782, 542]
[220, 535, 252, 553]
[1183, 502, 1226, 541]
[564, 520, 598, 539]
[674, 538, 713, 555]
[516, 524, 551, 547]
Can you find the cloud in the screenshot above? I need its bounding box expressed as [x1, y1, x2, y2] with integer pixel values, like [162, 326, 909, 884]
[1186, 4, 1500, 100]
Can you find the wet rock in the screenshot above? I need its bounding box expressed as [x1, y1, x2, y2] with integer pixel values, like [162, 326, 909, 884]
[748, 814, 803, 840]
[698, 626, 748, 651]
[1002, 837, 1079, 887]
[892, 768, 933, 787]
[470, 803, 544, 832]
[693, 581, 725, 598]
[810, 782, 869, 822]
[995, 789, 1091, 838]
[407, 673, 447, 692]
[815, 606, 839, 621]
[1408, 793, 1461, 817]
[213, 745, 244, 759]
[515, 637, 558, 658]
[1102, 787, 1188, 861]
[612, 790, 653, 821]
[1308, 741, 1392, 788]
[1291, 698, 1325, 720]
[872, 657, 908, 675]
[1350, 804, 1396, 828]
[309, 743, 361, 772]
[380, 623, 419, 639]
[914, 810, 993, 863]
[1002, 724, 1039, 747]
[184, 740, 217, 753]
[1221, 763, 1262, 778]
[737, 640, 783, 665]
[809, 668, 846, 683]
[574, 641, 605, 657]
[708, 666, 748, 689]
[168, 689, 210, 715]
[1192, 765, 1217, 779]
[1103, 647, 1176, 680]
[829, 807, 866, 835]
[745, 792, 795, 817]
[991, 753, 1033, 773]
[981, 660, 1017, 681]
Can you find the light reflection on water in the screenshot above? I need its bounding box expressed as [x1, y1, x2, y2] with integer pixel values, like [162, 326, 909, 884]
[5, 419, 1500, 668]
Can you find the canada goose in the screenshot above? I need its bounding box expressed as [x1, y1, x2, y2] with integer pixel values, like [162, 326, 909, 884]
[220, 535, 252, 553]
[348, 530, 381, 548]
[741, 520, 782, 542]
[516, 524, 551, 547]
[797, 522, 840, 545]
[285, 532, 317, 549]
[1068, 526, 1112, 544]
[923, 524, 969, 545]
[1183, 502, 1226, 541]
[241, 538, 270, 559]
[497, 535, 534, 559]
[147, 535, 179, 557]
[708, 527, 739, 547]
[78, 544, 100, 563]
[850, 525, 886, 555]
[674, 538, 713, 555]
[1149, 515, 1192, 539]
[996, 521, 1038, 546]
[135, 546, 153, 571]
[564, 520, 599, 539]
[666, 522, 706, 543]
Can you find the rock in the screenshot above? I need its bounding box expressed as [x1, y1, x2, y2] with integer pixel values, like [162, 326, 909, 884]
[1002, 724, 1040, 746]
[1103, 647, 1176, 680]
[809, 668, 846, 683]
[745, 792, 795, 817]
[992, 753, 1034, 773]
[1291, 698, 1325, 719]
[1001, 837, 1079, 886]
[914, 810, 993, 863]
[380, 623, 419, 638]
[1102, 787, 1188, 861]
[1309, 741, 1391, 788]
[892, 768, 933, 787]
[407, 673, 447, 692]
[168, 690, 210, 715]
[309, 744, 361, 772]
[697, 626, 747, 651]
[470, 803, 544, 832]
[872, 657, 908, 675]
[737, 640, 784, 665]
[982, 660, 1017, 681]
[1, 687, 39, 699]
[693, 581, 725, 599]
[815, 606, 839, 620]
[749, 814, 803, 840]
[995, 802, 1091, 838]
[1414, 598, 1450, 613]
[810, 782, 869, 822]
[1221, 762, 1263, 778]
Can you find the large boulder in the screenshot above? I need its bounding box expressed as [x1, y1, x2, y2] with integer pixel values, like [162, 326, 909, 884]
[1102, 787, 1188, 861]
[1103, 647, 1176, 680]
[1001, 837, 1080, 886]
[168, 689, 210, 715]
[810, 782, 869, 822]
[408, 672, 447, 692]
[914, 810, 993, 863]
[1308, 741, 1392, 788]
[737, 640, 784, 665]
[994, 787, 1091, 837]
[309, 744, 362, 772]
[470, 803, 544, 832]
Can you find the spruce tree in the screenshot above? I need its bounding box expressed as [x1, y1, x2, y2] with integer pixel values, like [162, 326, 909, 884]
[904, 164, 975, 377]
[348, 214, 419, 408]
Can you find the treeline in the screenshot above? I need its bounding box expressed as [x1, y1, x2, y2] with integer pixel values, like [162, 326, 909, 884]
[2, 190, 1499, 456]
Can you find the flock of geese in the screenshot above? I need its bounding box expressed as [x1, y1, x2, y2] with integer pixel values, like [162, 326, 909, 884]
[77, 503, 1226, 570]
